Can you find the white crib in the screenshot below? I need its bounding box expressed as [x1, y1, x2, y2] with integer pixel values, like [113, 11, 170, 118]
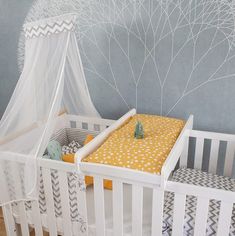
[0, 109, 193, 236]
[1, 113, 115, 236]
[1, 110, 234, 236]
[164, 129, 235, 236]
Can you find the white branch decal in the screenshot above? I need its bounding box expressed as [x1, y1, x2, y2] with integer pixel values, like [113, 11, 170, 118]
[18, 0, 235, 116]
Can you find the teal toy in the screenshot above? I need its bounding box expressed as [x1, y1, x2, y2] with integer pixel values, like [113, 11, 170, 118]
[47, 140, 62, 161]
[134, 121, 144, 139]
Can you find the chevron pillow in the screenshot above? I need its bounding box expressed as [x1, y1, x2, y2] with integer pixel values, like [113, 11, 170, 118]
[62, 140, 81, 155]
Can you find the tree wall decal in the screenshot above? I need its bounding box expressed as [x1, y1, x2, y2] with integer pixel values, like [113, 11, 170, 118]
[18, 0, 235, 120]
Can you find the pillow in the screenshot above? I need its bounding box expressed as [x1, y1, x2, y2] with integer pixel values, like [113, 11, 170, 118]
[84, 134, 94, 145]
[47, 140, 62, 161]
[85, 176, 112, 190]
[62, 140, 81, 154]
[62, 153, 75, 163]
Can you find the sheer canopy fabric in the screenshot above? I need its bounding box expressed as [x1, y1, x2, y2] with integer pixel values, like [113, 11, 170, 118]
[0, 14, 99, 204]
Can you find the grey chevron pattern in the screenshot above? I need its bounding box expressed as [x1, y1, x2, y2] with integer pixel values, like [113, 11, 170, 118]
[68, 173, 79, 220]
[4, 161, 16, 201]
[51, 169, 62, 217]
[24, 15, 76, 39]
[163, 168, 235, 235]
[39, 169, 86, 218]
[38, 168, 46, 214]
[32, 127, 98, 232]
[4, 126, 97, 234]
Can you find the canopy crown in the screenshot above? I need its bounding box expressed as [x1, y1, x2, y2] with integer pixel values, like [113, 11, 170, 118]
[23, 13, 77, 39]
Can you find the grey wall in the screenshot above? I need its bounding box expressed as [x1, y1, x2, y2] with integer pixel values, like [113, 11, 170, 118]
[1, 0, 235, 135]
[0, 0, 34, 116]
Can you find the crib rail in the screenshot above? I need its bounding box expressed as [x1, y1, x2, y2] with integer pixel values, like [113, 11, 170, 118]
[180, 130, 235, 178]
[79, 162, 161, 188]
[165, 180, 235, 236]
[67, 114, 114, 131]
[161, 114, 194, 187]
[52, 113, 114, 135]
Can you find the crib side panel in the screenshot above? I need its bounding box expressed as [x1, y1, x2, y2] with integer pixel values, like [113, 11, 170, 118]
[1, 115, 115, 236]
[67, 114, 114, 131]
[80, 162, 164, 236]
[166, 181, 235, 236]
[179, 130, 235, 177]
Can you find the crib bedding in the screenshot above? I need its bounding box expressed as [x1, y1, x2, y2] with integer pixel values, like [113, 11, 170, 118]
[22, 128, 99, 220]
[83, 114, 185, 175]
[62, 140, 81, 154]
[164, 168, 235, 236]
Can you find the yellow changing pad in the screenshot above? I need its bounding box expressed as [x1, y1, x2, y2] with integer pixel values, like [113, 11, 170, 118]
[83, 114, 185, 176]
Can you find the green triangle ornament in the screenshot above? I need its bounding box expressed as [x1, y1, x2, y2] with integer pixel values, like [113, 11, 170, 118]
[134, 121, 144, 139]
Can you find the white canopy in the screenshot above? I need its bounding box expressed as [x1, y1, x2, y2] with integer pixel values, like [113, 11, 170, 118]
[0, 14, 100, 204]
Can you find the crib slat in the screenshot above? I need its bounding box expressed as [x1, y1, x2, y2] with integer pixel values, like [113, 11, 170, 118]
[180, 136, 189, 167]
[224, 141, 235, 177]
[172, 193, 186, 236]
[208, 139, 220, 174]
[31, 200, 43, 236]
[58, 171, 73, 236]
[19, 203, 30, 236]
[194, 197, 209, 236]
[151, 189, 164, 236]
[0, 163, 17, 235]
[132, 185, 143, 236]
[42, 168, 57, 236]
[76, 121, 82, 129]
[88, 123, 93, 131]
[31, 168, 43, 236]
[94, 176, 105, 236]
[194, 137, 204, 169]
[76, 175, 88, 236]
[11, 161, 23, 198]
[11, 162, 30, 236]
[2, 204, 18, 236]
[217, 201, 233, 236]
[0, 162, 10, 202]
[113, 180, 123, 236]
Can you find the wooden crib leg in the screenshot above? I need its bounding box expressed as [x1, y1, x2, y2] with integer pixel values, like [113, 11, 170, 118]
[2, 204, 19, 236]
